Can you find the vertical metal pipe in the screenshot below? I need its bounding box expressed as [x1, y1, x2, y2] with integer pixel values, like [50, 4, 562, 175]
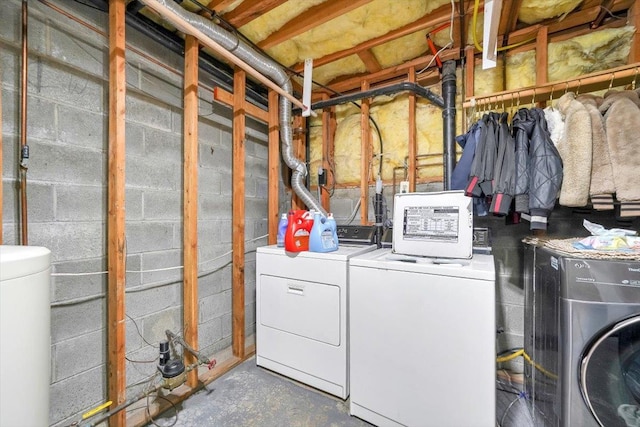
[442, 60, 457, 191]
[20, 0, 29, 245]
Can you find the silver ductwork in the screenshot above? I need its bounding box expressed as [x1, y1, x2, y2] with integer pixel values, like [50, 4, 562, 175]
[140, 0, 326, 215]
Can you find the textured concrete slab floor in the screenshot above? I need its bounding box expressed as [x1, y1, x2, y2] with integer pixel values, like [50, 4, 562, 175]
[146, 357, 534, 427]
[147, 357, 373, 427]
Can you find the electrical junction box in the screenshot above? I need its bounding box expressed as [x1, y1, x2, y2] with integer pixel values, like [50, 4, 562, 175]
[392, 191, 473, 259]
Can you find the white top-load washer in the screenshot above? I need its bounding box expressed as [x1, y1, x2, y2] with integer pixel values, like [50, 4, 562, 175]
[349, 249, 496, 427]
[256, 243, 377, 399]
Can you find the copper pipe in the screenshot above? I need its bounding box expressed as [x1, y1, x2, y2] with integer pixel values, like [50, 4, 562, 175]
[20, 0, 29, 245]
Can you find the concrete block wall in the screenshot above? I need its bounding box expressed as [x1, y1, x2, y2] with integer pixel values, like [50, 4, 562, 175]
[1, 1, 270, 425]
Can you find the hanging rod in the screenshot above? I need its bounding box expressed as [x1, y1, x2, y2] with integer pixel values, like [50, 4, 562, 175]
[463, 62, 640, 109]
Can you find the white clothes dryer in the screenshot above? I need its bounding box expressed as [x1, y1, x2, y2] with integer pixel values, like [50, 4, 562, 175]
[256, 244, 376, 399]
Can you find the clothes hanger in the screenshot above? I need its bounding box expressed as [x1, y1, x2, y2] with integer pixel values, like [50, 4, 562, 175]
[530, 88, 536, 109]
[549, 85, 555, 110]
[632, 68, 639, 91]
[609, 72, 615, 91]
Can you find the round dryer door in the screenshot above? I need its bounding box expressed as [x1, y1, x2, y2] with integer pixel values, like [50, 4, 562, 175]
[580, 315, 640, 427]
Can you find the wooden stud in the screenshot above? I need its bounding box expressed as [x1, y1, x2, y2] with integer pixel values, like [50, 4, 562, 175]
[360, 80, 370, 225]
[535, 26, 548, 88]
[213, 86, 268, 122]
[408, 68, 417, 192]
[107, 1, 126, 426]
[357, 49, 382, 73]
[268, 90, 280, 245]
[183, 35, 199, 388]
[232, 67, 246, 359]
[222, 0, 287, 28]
[321, 94, 333, 211]
[630, 1, 640, 63]
[291, 115, 306, 211]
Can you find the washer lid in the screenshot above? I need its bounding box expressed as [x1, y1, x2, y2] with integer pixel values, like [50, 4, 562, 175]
[350, 248, 495, 281]
[257, 244, 376, 260]
[0, 245, 51, 282]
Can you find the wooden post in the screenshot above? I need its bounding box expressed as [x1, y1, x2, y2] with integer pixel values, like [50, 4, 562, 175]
[268, 90, 280, 245]
[183, 35, 199, 388]
[320, 93, 332, 211]
[232, 67, 246, 359]
[629, 2, 640, 63]
[291, 115, 306, 211]
[107, 1, 126, 426]
[535, 26, 548, 106]
[408, 68, 417, 192]
[360, 80, 370, 224]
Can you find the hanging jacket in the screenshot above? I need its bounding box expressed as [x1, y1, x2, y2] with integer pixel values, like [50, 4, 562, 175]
[599, 90, 640, 217]
[575, 94, 615, 210]
[465, 113, 499, 198]
[527, 108, 563, 230]
[453, 123, 489, 216]
[452, 122, 478, 191]
[512, 108, 534, 214]
[489, 112, 516, 215]
[556, 92, 592, 207]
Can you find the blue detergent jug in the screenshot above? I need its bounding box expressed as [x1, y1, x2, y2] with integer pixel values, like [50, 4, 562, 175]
[276, 213, 288, 248]
[309, 211, 339, 252]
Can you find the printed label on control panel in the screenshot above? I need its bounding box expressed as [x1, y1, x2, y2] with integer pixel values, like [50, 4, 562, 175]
[402, 205, 459, 242]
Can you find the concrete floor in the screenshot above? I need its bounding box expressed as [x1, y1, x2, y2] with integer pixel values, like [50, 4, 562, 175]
[147, 357, 533, 427]
[148, 357, 372, 427]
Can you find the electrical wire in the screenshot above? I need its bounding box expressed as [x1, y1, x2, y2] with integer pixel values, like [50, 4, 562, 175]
[146, 393, 179, 427]
[496, 348, 557, 380]
[418, 0, 455, 75]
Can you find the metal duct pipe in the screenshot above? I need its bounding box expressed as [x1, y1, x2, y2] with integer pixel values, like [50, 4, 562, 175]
[138, 0, 326, 215]
[441, 60, 457, 190]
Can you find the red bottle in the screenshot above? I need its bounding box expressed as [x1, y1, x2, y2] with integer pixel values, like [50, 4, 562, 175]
[284, 210, 314, 252]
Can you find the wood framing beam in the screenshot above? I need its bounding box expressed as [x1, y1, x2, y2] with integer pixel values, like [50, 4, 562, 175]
[204, 0, 236, 13]
[357, 49, 382, 73]
[257, 0, 373, 50]
[232, 67, 246, 359]
[327, 49, 459, 94]
[535, 26, 548, 87]
[267, 90, 280, 245]
[465, 46, 475, 99]
[142, 0, 307, 111]
[213, 86, 268, 122]
[408, 68, 417, 192]
[499, 0, 522, 36]
[291, 115, 305, 211]
[360, 80, 370, 225]
[320, 94, 334, 211]
[463, 63, 640, 107]
[292, 2, 472, 73]
[107, 1, 126, 426]
[183, 35, 199, 388]
[630, 1, 640, 63]
[222, 0, 287, 28]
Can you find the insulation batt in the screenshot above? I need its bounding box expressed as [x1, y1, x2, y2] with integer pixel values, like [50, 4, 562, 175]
[599, 90, 640, 216]
[575, 94, 615, 210]
[556, 92, 592, 207]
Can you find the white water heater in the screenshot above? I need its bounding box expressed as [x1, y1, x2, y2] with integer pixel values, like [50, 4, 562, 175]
[1, 245, 52, 427]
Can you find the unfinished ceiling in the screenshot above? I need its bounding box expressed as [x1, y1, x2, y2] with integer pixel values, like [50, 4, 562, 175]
[121, 0, 636, 96]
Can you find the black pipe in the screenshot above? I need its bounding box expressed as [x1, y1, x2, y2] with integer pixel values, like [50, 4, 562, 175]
[441, 60, 456, 191]
[308, 81, 445, 111]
